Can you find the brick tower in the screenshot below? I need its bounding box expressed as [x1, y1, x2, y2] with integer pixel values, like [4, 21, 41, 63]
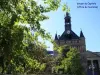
[54, 12, 87, 73]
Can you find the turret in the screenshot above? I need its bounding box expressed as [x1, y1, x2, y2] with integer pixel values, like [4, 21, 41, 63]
[55, 33, 58, 40]
[80, 30, 85, 38]
[80, 30, 86, 52]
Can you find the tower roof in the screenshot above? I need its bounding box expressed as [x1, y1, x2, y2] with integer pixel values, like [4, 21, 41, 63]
[80, 30, 85, 38]
[59, 30, 79, 40]
[65, 12, 71, 20]
[66, 12, 70, 17]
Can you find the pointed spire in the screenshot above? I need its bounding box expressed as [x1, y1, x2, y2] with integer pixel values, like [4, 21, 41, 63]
[55, 32, 58, 40]
[80, 30, 85, 38]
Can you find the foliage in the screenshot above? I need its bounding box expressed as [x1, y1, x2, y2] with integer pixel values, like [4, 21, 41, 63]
[0, 0, 70, 74]
[54, 45, 85, 75]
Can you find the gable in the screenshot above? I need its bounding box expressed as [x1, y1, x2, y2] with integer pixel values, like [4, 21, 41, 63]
[86, 51, 100, 58]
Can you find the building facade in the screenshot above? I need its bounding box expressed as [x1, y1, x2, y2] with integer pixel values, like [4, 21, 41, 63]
[86, 51, 100, 75]
[55, 12, 86, 53]
[54, 12, 100, 75]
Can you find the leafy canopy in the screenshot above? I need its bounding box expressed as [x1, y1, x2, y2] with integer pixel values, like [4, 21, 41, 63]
[0, 0, 69, 73]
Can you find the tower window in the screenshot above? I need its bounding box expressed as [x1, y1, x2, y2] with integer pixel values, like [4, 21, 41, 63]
[65, 22, 70, 25]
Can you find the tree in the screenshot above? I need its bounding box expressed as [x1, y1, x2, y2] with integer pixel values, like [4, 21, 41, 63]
[54, 45, 85, 75]
[0, 0, 69, 74]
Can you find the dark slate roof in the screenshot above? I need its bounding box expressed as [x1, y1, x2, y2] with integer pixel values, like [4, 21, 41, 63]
[86, 51, 100, 57]
[80, 30, 85, 38]
[59, 30, 79, 40]
[94, 52, 100, 57]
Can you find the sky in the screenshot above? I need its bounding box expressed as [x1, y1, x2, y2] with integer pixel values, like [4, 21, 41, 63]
[40, 0, 100, 52]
